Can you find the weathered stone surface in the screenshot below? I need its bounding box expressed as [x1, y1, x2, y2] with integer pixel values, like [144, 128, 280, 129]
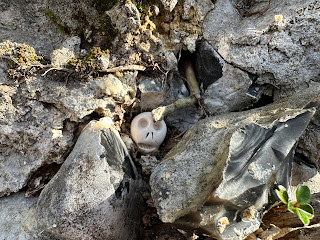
[50, 36, 81, 67]
[37, 117, 144, 240]
[0, 193, 39, 240]
[0, 0, 65, 58]
[204, 0, 320, 99]
[203, 63, 258, 115]
[291, 161, 320, 200]
[0, 45, 137, 195]
[150, 85, 320, 239]
[0, 85, 74, 196]
[160, 0, 178, 12]
[107, 1, 178, 71]
[297, 110, 320, 170]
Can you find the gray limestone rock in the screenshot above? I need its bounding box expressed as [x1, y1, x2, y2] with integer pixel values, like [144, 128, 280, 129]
[150, 84, 320, 239]
[0, 51, 136, 195]
[50, 36, 81, 67]
[0, 0, 65, 58]
[0, 193, 39, 240]
[36, 117, 144, 240]
[203, 0, 320, 99]
[0, 90, 74, 197]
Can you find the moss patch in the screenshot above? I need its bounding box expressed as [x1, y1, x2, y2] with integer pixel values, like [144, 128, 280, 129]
[44, 9, 71, 34]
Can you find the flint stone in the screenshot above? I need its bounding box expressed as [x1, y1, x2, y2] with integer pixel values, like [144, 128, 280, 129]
[150, 85, 320, 239]
[37, 117, 144, 240]
[203, 63, 258, 115]
[195, 41, 224, 90]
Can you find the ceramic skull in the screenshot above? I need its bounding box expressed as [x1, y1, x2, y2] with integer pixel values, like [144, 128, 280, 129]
[131, 112, 167, 153]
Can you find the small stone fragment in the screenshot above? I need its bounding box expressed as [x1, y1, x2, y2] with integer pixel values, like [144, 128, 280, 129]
[160, 0, 178, 11]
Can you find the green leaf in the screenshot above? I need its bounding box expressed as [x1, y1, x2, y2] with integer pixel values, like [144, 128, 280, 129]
[298, 204, 315, 218]
[275, 185, 288, 204]
[296, 208, 311, 225]
[296, 185, 311, 204]
[287, 201, 297, 214]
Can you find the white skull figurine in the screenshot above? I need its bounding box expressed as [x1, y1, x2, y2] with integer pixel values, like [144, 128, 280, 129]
[130, 112, 167, 153]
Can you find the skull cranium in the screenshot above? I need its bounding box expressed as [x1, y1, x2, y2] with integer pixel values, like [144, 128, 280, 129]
[130, 112, 167, 153]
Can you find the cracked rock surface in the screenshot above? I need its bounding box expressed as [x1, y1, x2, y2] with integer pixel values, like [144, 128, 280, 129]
[204, 0, 320, 99]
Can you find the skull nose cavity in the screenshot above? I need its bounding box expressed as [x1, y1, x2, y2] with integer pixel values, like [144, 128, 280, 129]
[130, 112, 167, 153]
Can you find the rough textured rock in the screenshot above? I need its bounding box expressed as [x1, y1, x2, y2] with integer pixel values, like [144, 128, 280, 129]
[158, 0, 214, 53]
[291, 162, 320, 199]
[0, 193, 39, 240]
[0, 79, 74, 196]
[160, 0, 178, 12]
[150, 85, 320, 239]
[107, 1, 178, 71]
[203, 63, 258, 115]
[204, 0, 320, 99]
[0, 0, 65, 57]
[0, 60, 137, 196]
[50, 36, 81, 67]
[36, 117, 144, 240]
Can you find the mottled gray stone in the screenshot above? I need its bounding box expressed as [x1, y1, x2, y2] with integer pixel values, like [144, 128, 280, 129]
[0, 91, 74, 196]
[50, 36, 81, 67]
[0, 55, 136, 196]
[37, 117, 144, 240]
[0, 193, 39, 240]
[204, 0, 320, 99]
[291, 162, 320, 201]
[150, 84, 320, 239]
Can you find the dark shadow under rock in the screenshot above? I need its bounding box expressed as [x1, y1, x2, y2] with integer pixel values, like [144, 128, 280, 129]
[150, 84, 320, 240]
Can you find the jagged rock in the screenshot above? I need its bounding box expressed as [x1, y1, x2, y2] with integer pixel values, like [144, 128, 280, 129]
[150, 85, 320, 240]
[0, 193, 39, 240]
[203, 63, 258, 115]
[107, 1, 178, 72]
[36, 117, 144, 240]
[297, 110, 320, 170]
[203, 0, 320, 99]
[195, 41, 224, 90]
[0, 60, 137, 196]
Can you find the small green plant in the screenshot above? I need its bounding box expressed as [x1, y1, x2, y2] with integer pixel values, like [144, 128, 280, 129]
[276, 185, 314, 225]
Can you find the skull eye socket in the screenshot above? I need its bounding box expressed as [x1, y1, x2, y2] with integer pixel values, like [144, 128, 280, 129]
[153, 122, 162, 131]
[139, 118, 149, 128]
